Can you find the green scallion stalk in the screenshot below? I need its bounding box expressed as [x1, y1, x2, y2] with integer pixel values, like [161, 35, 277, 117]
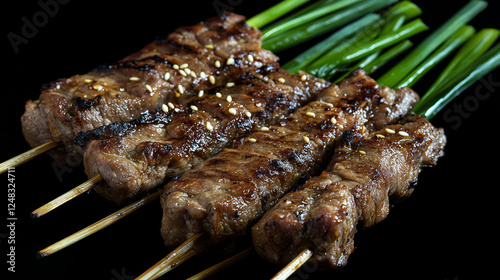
[262, 0, 398, 53]
[424, 28, 500, 97]
[308, 18, 428, 80]
[380, 0, 422, 23]
[363, 40, 413, 73]
[246, 0, 309, 29]
[331, 14, 409, 83]
[414, 43, 500, 119]
[377, 0, 488, 87]
[395, 25, 476, 88]
[304, 20, 383, 79]
[343, 19, 427, 63]
[332, 52, 381, 84]
[282, 13, 381, 73]
[261, 0, 362, 40]
[300, 1, 423, 79]
[260, 0, 338, 33]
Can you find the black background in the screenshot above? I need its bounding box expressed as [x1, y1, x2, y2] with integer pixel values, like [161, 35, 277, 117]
[2, 0, 500, 279]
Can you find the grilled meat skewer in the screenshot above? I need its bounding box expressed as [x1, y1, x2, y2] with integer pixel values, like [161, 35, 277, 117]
[160, 69, 419, 250]
[252, 115, 446, 269]
[76, 66, 327, 204]
[21, 12, 279, 165]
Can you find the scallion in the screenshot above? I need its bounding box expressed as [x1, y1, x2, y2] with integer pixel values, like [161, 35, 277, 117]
[246, 0, 309, 29]
[396, 25, 475, 88]
[377, 0, 488, 87]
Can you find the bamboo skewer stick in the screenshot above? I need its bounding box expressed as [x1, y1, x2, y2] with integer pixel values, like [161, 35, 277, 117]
[135, 233, 206, 280]
[0, 141, 57, 174]
[31, 174, 103, 218]
[37, 189, 161, 258]
[271, 249, 313, 280]
[187, 247, 253, 280]
[154, 250, 199, 278]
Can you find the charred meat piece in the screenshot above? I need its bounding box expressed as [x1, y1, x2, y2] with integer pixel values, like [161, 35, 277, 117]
[77, 68, 327, 204]
[21, 12, 279, 165]
[160, 69, 419, 250]
[252, 115, 446, 269]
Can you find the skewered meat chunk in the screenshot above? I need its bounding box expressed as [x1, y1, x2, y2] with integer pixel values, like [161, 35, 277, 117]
[160, 69, 419, 250]
[77, 67, 327, 204]
[21, 12, 279, 165]
[252, 115, 446, 269]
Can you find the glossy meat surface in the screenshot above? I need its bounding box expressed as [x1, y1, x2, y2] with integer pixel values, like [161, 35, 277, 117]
[78, 67, 327, 204]
[252, 115, 446, 268]
[21, 12, 279, 164]
[160, 69, 419, 250]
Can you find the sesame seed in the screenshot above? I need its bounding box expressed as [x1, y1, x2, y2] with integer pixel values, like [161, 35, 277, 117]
[174, 108, 180, 112]
[209, 75, 216, 85]
[168, 102, 175, 109]
[129, 77, 140, 81]
[228, 108, 237, 115]
[179, 69, 187, 76]
[175, 91, 181, 98]
[84, 79, 93, 83]
[145, 84, 153, 93]
[361, 126, 366, 134]
[178, 85, 184, 94]
[215, 92, 222, 98]
[190, 105, 198, 111]
[359, 150, 366, 155]
[301, 75, 307, 81]
[261, 126, 270, 132]
[306, 112, 315, 118]
[331, 117, 337, 124]
[385, 128, 396, 134]
[376, 134, 385, 138]
[179, 63, 188, 69]
[184, 68, 191, 75]
[198, 90, 204, 97]
[206, 121, 213, 131]
[200, 72, 207, 79]
[303, 135, 310, 143]
[205, 44, 214, 49]
[278, 77, 286, 84]
[190, 71, 197, 78]
[161, 104, 169, 113]
[226, 95, 232, 102]
[215, 60, 221, 68]
[93, 85, 102, 91]
[247, 54, 254, 62]
[173, 64, 179, 70]
[164, 73, 170, 81]
[227, 57, 235, 65]
[398, 131, 410, 137]
[245, 111, 251, 117]
[226, 82, 235, 87]
[248, 138, 257, 143]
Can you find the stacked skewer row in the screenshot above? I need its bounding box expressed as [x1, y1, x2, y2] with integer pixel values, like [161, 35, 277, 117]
[3, 0, 500, 279]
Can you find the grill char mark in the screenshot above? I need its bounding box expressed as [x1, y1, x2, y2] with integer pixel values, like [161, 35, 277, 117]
[252, 115, 446, 269]
[160, 69, 420, 251]
[79, 63, 328, 204]
[21, 12, 279, 165]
